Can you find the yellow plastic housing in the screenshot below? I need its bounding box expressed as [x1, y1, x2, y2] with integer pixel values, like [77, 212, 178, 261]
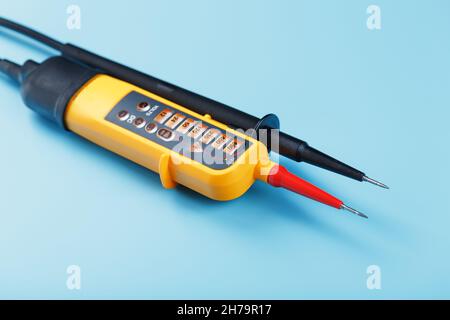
[65, 75, 273, 201]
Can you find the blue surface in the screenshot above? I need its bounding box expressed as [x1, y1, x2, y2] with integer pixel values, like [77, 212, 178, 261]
[1, 0, 449, 299]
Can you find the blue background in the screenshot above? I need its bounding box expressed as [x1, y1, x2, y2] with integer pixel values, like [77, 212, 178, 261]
[1, 0, 449, 299]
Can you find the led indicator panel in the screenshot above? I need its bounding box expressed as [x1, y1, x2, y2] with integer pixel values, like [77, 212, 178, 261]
[105, 91, 251, 170]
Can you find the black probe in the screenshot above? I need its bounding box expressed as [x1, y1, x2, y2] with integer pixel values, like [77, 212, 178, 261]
[0, 17, 388, 188]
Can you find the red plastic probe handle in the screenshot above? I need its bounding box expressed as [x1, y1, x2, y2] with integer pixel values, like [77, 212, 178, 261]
[267, 165, 343, 209]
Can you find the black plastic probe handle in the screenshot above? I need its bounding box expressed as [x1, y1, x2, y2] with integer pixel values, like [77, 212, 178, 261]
[61, 44, 366, 181]
[288, 134, 365, 181]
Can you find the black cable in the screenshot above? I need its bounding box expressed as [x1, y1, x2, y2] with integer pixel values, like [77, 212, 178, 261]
[0, 59, 21, 83]
[0, 17, 63, 50]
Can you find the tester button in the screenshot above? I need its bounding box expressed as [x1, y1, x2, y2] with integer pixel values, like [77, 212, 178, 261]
[201, 129, 220, 144]
[133, 117, 146, 129]
[145, 122, 158, 134]
[177, 118, 196, 134]
[225, 139, 243, 155]
[154, 108, 173, 124]
[188, 123, 208, 139]
[136, 102, 150, 112]
[117, 110, 130, 121]
[157, 128, 175, 142]
[166, 113, 185, 129]
[212, 134, 231, 150]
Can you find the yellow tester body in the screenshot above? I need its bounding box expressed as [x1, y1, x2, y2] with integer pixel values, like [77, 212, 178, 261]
[66, 74, 273, 201]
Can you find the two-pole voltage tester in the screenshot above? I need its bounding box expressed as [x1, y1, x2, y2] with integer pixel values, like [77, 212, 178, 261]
[0, 17, 389, 218]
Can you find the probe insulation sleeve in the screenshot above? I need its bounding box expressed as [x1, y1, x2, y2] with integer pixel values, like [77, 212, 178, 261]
[267, 165, 343, 209]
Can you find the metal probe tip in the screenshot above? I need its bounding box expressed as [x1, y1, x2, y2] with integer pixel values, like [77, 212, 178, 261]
[341, 204, 368, 219]
[363, 176, 390, 189]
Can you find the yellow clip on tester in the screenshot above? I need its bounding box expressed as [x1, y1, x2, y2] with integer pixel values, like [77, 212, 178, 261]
[0, 56, 367, 217]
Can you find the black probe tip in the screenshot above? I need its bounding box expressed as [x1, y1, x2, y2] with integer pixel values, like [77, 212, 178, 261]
[362, 176, 390, 189]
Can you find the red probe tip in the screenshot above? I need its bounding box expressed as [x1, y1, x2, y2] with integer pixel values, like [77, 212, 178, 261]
[267, 165, 368, 219]
[341, 204, 369, 219]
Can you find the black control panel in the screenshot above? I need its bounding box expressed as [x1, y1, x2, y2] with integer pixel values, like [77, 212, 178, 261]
[105, 91, 251, 170]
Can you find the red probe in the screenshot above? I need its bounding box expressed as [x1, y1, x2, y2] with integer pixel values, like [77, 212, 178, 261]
[267, 165, 368, 219]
